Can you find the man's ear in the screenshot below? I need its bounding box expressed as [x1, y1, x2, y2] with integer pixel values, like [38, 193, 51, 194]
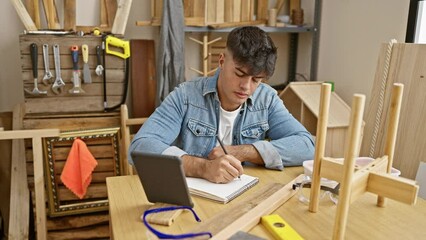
[218, 53, 225, 67]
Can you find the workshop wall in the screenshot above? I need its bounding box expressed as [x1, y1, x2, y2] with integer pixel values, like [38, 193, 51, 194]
[0, 0, 411, 113]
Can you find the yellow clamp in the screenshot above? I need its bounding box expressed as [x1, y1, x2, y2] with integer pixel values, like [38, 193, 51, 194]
[260, 214, 304, 240]
[105, 35, 131, 59]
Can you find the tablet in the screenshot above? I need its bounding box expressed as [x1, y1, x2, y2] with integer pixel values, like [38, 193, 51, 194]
[131, 151, 194, 207]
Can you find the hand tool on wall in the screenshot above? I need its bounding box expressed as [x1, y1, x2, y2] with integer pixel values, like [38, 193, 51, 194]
[82, 44, 92, 83]
[52, 44, 66, 94]
[69, 45, 85, 94]
[25, 43, 47, 96]
[102, 35, 130, 112]
[95, 45, 104, 76]
[42, 44, 53, 85]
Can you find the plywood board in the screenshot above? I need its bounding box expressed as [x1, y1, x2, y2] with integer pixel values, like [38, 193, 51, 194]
[361, 43, 426, 179]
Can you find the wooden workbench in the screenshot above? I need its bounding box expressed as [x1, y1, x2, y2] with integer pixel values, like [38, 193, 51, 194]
[107, 166, 426, 239]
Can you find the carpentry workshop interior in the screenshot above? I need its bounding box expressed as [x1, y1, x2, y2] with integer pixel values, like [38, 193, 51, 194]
[1, 0, 426, 239]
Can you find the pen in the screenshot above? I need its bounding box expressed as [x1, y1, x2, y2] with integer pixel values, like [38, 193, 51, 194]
[216, 135, 241, 180]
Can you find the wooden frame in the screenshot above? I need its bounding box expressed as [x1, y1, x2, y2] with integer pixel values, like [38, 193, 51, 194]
[43, 127, 121, 217]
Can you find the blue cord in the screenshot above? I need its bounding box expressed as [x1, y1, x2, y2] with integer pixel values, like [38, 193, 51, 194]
[143, 206, 212, 239]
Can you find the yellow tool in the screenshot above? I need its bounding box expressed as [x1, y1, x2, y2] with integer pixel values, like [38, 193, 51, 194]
[105, 35, 130, 59]
[260, 214, 303, 240]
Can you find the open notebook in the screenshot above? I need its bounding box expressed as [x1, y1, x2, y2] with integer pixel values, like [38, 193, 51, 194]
[186, 174, 259, 204]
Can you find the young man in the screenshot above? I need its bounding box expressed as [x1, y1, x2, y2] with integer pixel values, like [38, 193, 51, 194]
[130, 26, 315, 183]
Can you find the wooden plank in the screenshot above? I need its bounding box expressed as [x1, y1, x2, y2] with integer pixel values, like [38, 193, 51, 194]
[194, 175, 303, 239]
[25, 0, 41, 29]
[206, 0, 216, 24]
[23, 115, 120, 130]
[23, 83, 124, 98]
[32, 137, 48, 240]
[257, 0, 268, 21]
[7, 104, 29, 240]
[10, 0, 37, 31]
[42, 0, 60, 29]
[46, 213, 109, 230]
[105, 0, 118, 28]
[368, 172, 418, 205]
[111, 0, 133, 35]
[208, 20, 265, 29]
[216, 0, 224, 23]
[193, 0, 205, 17]
[100, 0, 108, 27]
[360, 44, 426, 179]
[0, 129, 59, 140]
[0, 113, 12, 236]
[241, 0, 251, 22]
[130, 40, 156, 118]
[48, 224, 109, 239]
[64, 0, 76, 31]
[232, 0, 241, 22]
[183, 0, 193, 17]
[24, 96, 122, 114]
[58, 183, 109, 201]
[224, 0, 233, 22]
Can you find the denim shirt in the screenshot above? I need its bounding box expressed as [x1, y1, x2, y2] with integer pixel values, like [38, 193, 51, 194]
[129, 70, 315, 170]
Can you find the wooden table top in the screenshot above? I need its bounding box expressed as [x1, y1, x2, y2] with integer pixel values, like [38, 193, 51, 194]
[106, 166, 426, 239]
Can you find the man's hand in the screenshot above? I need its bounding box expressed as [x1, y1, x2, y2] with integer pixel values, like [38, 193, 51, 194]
[182, 154, 243, 183]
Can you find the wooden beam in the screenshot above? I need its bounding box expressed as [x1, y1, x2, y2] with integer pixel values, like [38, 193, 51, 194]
[112, 0, 133, 35]
[192, 175, 304, 239]
[0, 114, 59, 239]
[368, 172, 418, 205]
[10, 0, 37, 31]
[207, 20, 265, 29]
[64, 0, 76, 31]
[0, 129, 59, 140]
[7, 104, 28, 239]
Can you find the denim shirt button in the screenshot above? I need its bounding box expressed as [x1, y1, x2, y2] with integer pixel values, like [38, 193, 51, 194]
[196, 129, 200, 134]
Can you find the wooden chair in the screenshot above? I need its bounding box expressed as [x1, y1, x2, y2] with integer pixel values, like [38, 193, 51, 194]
[120, 104, 148, 175]
[308, 83, 418, 240]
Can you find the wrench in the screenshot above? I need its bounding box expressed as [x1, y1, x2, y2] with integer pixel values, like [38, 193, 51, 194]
[52, 44, 66, 94]
[42, 44, 53, 85]
[24, 43, 47, 96]
[95, 45, 104, 76]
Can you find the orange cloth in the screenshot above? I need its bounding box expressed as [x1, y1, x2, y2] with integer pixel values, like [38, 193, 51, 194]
[61, 138, 98, 199]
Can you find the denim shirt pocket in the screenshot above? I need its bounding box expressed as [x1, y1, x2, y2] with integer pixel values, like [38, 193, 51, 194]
[241, 122, 270, 142]
[188, 119, 216, 136]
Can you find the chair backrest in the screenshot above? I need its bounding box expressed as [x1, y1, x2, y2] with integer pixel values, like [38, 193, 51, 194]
[120, 104, 148, 175]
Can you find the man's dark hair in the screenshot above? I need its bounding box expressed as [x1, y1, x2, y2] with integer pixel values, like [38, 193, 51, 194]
[226, 26, 277, 78]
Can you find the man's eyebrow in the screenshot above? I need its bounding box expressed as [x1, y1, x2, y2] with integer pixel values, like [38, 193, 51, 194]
[235, 67, 249, 75]
[235, 67, 266, 79]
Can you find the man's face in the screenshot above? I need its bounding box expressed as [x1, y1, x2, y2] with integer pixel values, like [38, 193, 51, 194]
[217, 50, 266, 111]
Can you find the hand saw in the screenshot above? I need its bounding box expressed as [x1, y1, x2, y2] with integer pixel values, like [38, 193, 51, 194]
[102, 35, 131, 112]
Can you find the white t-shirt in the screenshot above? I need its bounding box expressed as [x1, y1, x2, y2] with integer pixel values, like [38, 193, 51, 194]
[217, 105, 242, 146]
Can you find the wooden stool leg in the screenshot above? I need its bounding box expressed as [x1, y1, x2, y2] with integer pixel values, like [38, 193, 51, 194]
[377, 83, 404, 207]
[333, 94, 365, 240]
[309, 83, 332, 212]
